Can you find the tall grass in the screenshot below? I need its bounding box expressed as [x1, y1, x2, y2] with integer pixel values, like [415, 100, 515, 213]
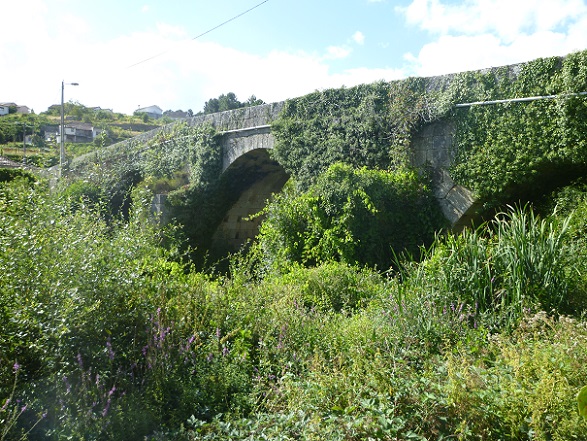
[398, 205, 580, 332]
[493, 207, 573, 314]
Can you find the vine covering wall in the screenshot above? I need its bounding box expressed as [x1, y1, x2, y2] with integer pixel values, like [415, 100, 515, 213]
[270, 79, 440, 190]
[271, 49, 587, 212]
[450, 51, 587, 206]
[63, 50, 587, 264]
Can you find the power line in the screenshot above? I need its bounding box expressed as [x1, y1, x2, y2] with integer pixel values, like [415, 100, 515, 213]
[127, 0, 271, 69]
[455, 91, 587, 108]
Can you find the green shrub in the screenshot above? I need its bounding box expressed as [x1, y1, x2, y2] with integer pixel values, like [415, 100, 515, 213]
[0, 168, 37, 183]
[256, 163, 445, 270]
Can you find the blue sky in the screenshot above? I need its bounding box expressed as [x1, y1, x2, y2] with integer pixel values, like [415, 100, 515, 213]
[1, 0, 586, 115]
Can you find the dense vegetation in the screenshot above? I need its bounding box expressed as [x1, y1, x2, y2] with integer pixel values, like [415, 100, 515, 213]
[3, 51, 587, 439]
[1, 174, 587, 440]
[255, 164, 444, 270]
[450, 51, 587, 206]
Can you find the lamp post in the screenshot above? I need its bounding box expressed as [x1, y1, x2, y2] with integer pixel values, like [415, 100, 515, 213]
[60, 80, 79, 178]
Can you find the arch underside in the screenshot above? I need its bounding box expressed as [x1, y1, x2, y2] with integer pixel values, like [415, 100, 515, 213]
[210, 149, 289, 254]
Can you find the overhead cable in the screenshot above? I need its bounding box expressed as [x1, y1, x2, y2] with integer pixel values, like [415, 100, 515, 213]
[127, 0, 271, 68]
[455, 91, 587, 108]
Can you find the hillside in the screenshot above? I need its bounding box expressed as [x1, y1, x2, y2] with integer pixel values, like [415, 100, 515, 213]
[0, 105, 172, 167]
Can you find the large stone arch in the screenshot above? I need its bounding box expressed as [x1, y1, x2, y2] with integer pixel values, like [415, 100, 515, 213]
[210, 148, 289, 254]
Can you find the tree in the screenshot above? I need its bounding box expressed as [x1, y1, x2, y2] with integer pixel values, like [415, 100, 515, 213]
[0, 119, 18, 143]
[201, 93, 265, 114]
[203, 98, 220, 114]
[245, 95, 265, 106]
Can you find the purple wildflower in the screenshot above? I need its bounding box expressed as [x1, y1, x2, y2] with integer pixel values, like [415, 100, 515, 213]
[106, 338, 115, 361]
[182, 334, 196, 353]
[13, 362, 20, 372]
[102, 398, 111, 417]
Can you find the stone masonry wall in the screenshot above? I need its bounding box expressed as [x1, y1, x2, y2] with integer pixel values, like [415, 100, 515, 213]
[185, 102, 284, 131]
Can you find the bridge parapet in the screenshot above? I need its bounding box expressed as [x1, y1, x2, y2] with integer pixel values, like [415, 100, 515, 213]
[185, 102, 284, 131]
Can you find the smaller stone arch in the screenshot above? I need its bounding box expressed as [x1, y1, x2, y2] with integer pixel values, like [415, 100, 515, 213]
[410, 120, 482, 229]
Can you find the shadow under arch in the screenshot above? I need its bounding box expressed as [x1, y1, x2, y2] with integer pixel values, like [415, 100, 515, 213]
[209, 148, 289, 258]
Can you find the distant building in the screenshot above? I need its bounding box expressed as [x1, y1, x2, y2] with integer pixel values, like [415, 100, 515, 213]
[0, 103, 30, 115]
[16, 105, 30, 114]
[135, 105, 163, 119]
[57, 122, 102, 144]
[89, 106, 114, 114]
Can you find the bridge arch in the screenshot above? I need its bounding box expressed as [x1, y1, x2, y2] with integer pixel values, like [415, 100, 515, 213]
[210, 146, 289, 254]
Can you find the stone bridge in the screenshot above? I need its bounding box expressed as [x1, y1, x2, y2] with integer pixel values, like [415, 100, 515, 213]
[149, 100, 476, 250]
[186, 102, 291, 251]
[57, 51, 587, 254]
[68, 84, 489, 253]
[68, 98, 474, 251]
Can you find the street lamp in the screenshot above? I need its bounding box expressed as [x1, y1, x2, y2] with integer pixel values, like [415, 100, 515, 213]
[60, 80, 79, 178]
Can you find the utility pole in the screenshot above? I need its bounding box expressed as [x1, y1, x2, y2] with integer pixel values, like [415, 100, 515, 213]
[22, 123, 26, 164]
[60, 80, 79, 178]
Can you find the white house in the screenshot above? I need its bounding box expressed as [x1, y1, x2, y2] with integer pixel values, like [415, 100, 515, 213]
[0, 103, 30, 115]
[16, 106, 30, 114]
[135, 105, 163, 119]
[57, 122, 102, 144]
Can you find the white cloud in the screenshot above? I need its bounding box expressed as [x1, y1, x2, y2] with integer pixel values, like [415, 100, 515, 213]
[3, 0, 586, 116]
[325, 45, 352, 60]
[352, 31, 366, 45]
[2, 0, 414, 115]
[398, 0, 587, 77]
[330, 66, 406, 86]
[1, 9, 395, 116]
[399, 0, 587, 40]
